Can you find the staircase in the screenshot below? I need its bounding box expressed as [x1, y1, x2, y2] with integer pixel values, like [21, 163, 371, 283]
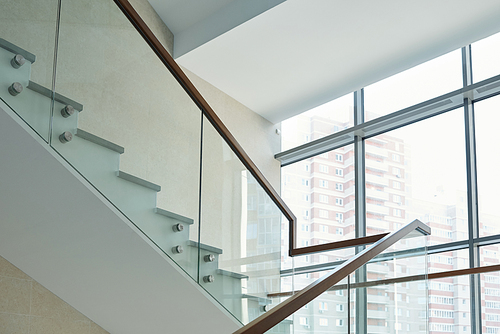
[0, 38, 273, 333]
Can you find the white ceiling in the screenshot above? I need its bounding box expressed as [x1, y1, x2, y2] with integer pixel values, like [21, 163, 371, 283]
[149, 0, 500, 124]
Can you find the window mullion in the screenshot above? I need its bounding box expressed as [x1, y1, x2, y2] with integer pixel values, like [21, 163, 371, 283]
[463, 45, 482, 334]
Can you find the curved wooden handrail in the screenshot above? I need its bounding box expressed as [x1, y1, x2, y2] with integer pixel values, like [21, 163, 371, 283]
[112, 0, 296, 240]
[233, 219, 430, 334]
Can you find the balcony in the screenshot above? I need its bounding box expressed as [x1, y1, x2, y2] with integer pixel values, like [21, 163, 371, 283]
[367, 204, 390, 216]
[367, 188, 390, 201]
[366, 159, 389, 173]
[367, 219, 389, 230]
[368, 310, 388, 319]
[368, 294, 389, 303]
[366, 146, 388, 159]
[366, 174, 389, 187]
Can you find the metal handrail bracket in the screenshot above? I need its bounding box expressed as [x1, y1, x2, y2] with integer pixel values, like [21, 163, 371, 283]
[233, 219, 430, 334]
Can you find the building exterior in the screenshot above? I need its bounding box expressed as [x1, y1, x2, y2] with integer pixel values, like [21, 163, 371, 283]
[281, 94, 500, 333]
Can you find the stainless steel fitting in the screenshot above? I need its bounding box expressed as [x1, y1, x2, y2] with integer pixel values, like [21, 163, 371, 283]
[203, 275, 214, 283]
[172, 245, 183, 254]
[8, 82, 23, 96]
[61, 105, 75, 118]
[59, 131, 73, 143]
[172, 223, 184, 232]
[11, 54, 26, 69]
[204, 254, 215, 262]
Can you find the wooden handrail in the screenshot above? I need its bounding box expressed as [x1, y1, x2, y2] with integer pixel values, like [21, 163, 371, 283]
[112, 0, 297, 245]
[291, 233, 390, 256]
[233, 219, 430, 334]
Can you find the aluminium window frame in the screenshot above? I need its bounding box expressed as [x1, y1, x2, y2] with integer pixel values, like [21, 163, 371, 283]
[276, 45, 500, 334]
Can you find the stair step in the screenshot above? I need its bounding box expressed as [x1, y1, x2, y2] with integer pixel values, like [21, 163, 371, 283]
[187, 240, 222, 254]
[0, 38, 36, 63]
[241, 294, 272, 305]
[27, 81, 83, 111]
[117, 171, 161, 192]
[76, 129, 125, 154]
[216, 269, 249, 280]
[154, 208, 194, 225]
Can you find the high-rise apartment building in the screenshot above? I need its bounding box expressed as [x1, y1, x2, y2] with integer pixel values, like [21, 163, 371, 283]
[281, 109, 500, 333]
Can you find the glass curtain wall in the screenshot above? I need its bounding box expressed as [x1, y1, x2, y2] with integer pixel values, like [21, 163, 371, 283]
[279, 31, 500, 334]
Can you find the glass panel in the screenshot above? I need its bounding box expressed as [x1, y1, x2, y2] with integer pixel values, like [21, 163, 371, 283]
[292, 248, 356, 276]
[481, 245, 500, 266]
[429, 249, 469, 274]
[200, 116, 282, 324]
[481, 271, 500, 334]
[53, 0, 202, 279]
[291, 274, 350, 334]
[472, 31, 500, 83]
[281, 93, 354, 151]
[365, 108, 468, 247]
[363, 279, 426, 334]
[364, 49, 462, 121]
[474, 96, 500, 237]
[360, 231, 428, 334]
[265, 297, 293, 334]
[365, 236, 427, 283]
[428, 274, 470, 334]
[263, 223, 427, 334]
[0, 0, 59, 141]
[281, 145, 355, 250]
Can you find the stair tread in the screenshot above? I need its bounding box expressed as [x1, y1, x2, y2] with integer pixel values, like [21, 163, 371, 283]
[241, 294, 272, 304]
[76, 129, 125, 154]
[0, 38, 36, 63]
[117, 171, 161, 192]
[216, 269, 249, 279]
[27, 81, 83, 111]
[154, 208, 194, 225]
[187, 240, 222, 254]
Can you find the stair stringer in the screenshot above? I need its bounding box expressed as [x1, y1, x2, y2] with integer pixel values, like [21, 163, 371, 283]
[0, 100, 240, 334]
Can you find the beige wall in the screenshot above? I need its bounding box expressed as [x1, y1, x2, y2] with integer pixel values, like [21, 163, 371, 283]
[0, 255, 108, 334]
[130, 0, 281, 190]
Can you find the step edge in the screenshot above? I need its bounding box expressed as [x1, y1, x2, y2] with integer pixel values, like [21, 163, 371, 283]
[75, 129, 125, 154]
[27, 81, 83, 111]
[116, 170, 161, 192]
[0, 38, 36, 63]
[154, 208, 194, 225]
[187, 240, 223, 254]
[241, 294, 272, 305]
[216, 269, 249, 280]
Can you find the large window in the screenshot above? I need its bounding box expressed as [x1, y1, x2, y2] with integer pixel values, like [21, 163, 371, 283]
[364, 49, 462, 121]
[365, 108, 468, 242]
[474, 96, 500, 237]
[279, 31, 500, 334]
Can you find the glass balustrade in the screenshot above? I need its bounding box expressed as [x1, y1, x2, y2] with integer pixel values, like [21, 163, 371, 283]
[50, 0, 202, 281]
[259, 222, 428, 334]
[199, 115, 282, 323]
[0, 0, 287, 326]
[0, 0, 59, 142]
